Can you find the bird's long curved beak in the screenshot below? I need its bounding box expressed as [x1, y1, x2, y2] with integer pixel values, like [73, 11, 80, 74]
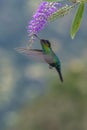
[34, 34, 40, 40]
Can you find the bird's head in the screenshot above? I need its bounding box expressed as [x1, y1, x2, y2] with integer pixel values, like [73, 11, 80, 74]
[40, 39, 51, 49]
[33, 34, 51, 50]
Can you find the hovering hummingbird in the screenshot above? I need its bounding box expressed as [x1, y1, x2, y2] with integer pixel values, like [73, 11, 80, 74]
[16, 35, 63, 82]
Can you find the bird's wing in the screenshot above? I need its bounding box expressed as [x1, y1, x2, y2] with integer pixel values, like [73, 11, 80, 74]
[15, 47, 56, 63]
[15, 47, 45, 62]
[16, 47, 43, 55]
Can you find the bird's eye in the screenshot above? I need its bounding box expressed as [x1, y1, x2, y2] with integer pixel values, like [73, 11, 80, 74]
[46, 40, 51, 47]
[40, 39, 51, 48]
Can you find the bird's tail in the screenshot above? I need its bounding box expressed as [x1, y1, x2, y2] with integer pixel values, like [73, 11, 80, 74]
[55, 65, 63, 82]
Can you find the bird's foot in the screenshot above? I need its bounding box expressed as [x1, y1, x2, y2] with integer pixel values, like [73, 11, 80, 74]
[49, 65, 53, 69]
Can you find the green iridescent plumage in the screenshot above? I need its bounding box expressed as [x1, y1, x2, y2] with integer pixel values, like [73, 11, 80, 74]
[35, 35, 63, 82]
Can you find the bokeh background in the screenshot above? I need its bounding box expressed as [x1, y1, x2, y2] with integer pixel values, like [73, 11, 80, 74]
[0, 0, 87, 130]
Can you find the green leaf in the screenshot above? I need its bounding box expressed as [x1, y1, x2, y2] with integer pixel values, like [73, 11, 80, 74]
[70, 2, 85, 39]
[46, 0, 61, 1]
[48, 4, 76, 22]
[68, 0, 87, 3]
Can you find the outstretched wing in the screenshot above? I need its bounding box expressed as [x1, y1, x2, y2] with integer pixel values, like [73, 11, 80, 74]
[16, 47, 43, 55]
[15, 47, 56, 64]
[15, 47, 45, 62]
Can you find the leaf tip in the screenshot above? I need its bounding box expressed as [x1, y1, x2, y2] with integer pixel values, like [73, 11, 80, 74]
[71, 34, 75, 39]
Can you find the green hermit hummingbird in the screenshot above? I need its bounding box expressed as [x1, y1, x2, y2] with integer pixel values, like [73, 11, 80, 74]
[34, 34, 63, 82]
[16, 35, 63, 82]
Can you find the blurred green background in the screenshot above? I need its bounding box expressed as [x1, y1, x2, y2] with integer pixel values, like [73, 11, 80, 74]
[0, 0, 87, 130]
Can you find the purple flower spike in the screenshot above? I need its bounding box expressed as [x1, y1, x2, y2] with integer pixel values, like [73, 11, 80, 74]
[28, 1, 62, 42]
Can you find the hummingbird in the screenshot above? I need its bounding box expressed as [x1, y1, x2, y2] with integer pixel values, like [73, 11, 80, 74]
[34, 34, 63, 82]
[16, 35, 63, 82]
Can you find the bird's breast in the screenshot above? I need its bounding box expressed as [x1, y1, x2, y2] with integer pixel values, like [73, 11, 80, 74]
[44, 54, 56, 64]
